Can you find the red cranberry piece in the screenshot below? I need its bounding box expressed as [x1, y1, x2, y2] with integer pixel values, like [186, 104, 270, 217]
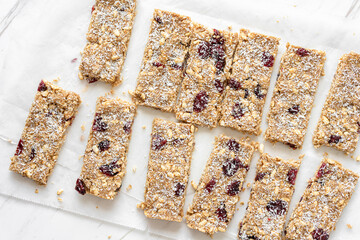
[214, 79, 224, 93]
[288, 105, 300, 114]
[71, 58, 77, 63]
[123, 121, 132, 134]
[244, 89, 249, 98]
[198, 41, 211, 59]
[254, 84, 265, 99]
[317, 162, 331, 178]
[228, 78, 241, 90]
[91, 5, 95, 13]
[204, 177, 216, 193]
[98, 139, 110, 152]
[29, 148, 36, 161]
[170, 63, 183, 70]
[38, 80, 47, 91]
[215, 203, 228, 222]
[311, 228, 329, 240]
[286, 168, 298, 185]
[87, 77, 98, 83]
[227, 139, 240, 152]
[222, 158, 248, 177]
[262, 52, 275, 67]
[231, 103, 244, 119]
[211, 44, 225, 61]
[153, 62, 165, 68]
[211, 29, 225, 45]
[193, 91, 209, 112]
[286, 142, 298, 149]
[75, 178, 86, 195]
[152, 134, 167, 150]
[99, 160, 121, 176]
[154, 16, 162, 24]
[296, 48, 310, 57]
[255, 172, 266, 181]
[174, 182, 185, 196]
[92, 114, 108, 132]
[328, 135, 341, 144]
[357, 122, 360, 133]
[15, 139, 24, 156]
[266, 199, 287, 216]
[226, 180, 241, 196]
[215, 59, 226, 74]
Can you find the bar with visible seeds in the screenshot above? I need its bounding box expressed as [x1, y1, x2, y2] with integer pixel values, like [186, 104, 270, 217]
[131, 9, 192, 112]
[175, 24, 238, 127]
[219, 29, 280, 135]
[186, 135, 255, 236]
[285, 158, 358, 240]
[238, 153, 301, 240]
[9, 80, 81, 185]
[79, 0, 136, 85]
[265, 43, 326, 149]
[75, 97, 136, 199]
[140, 119, 195, 222]
[313, 52, 360, 154]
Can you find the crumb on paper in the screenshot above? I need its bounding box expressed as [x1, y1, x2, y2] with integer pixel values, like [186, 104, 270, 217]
[53, 77, 60, 83]
[57, 197, 63, 202]
[191, 180, 198, 190]
[137, 202, 145, 209]
[293, 4, 297, 7]
[122, 91, 126, 95]
[109, 89, 115, 95]
[347, 224, 352, 229]
[276, 20, 280, 23]
[246, 183, 251, 188]
[128, 90, 134, 96]
[96, 206, 99, 209]
[80, 135, 85, 141]
[57, 189, 64, 195]
[356, 155, 360, 162]
[35, 189, 39, 194]
[126, 184, 132, 191]
[108, 236, 112, 239]
[240, 201, 245, 206]
[81, 124, 86, 131]
[241, 187, 245, 192]
[259, 143, 264, 154]
[132, 166, 137, 173]
[142, 125, 146, 129]
[51, 181, 55, 185]
[227, 25, 232, 31]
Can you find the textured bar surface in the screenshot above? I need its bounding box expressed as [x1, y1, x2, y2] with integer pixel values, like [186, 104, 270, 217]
[285, 158, 358, 240]
[79, 0, 136, 85]
[176, 24, 238, 127]
[238, 153, 301, 240]
[265, 43, 326, 148]
[132, 9, 192, 112]
[76, 97, 136, 199]
[186, 135, 254, 236]
[10, 80, 81, 185]
[219, 29, 279, 135]
[141, 119, 196, 222]
[313, 52, 360, 154]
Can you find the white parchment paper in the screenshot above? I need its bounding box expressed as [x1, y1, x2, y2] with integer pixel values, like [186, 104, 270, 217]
[0, 0, 360, 239]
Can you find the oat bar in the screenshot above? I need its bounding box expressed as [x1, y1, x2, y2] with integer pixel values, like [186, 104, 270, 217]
[9, 80, 81, 185]
[186, 135, 255, 236]
[131, 9, 192, 112]
[313, 52, 360, 154]
[176, 24, 238, 127]
[140, 119, 195, 222]
[219, 29, 279, 135]
[265, 44, 326, 148]
[238, 153, 301, 240]
[75, 97, 136, 199]
[79, 0, 136, 85]
[285, 158, 358, 240]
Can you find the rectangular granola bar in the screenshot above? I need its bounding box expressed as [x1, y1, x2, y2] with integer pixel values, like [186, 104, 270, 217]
[285, 158, 358, 240]
[131, 9, 192, 112]
[176, 24, 238, 127]
[140, 118, 196, 222]
[265, 43, 326, 148]
[219, 29, 280, 135]
[9, 80, 81, 185]
[79, 0, 136, 85]
[313, 52, 360, 154]
[238, 153, 301, 240]
[75, 97, 136, 199]
[186, 135, 255, 236]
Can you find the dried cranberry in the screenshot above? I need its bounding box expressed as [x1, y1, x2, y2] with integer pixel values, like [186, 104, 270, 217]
[98, 140, 110, 152]
[29, 148, 36, 161]
[38, 80, 47, 91]
[288, 105, 300, 114]
[215, 59, 225, 74]
[287, 168, 298, 185]
[254, 84, 265, 99]
[154, 16, 162, 24]
[153, 62, 165, 68]
[75, 178, 86, 195]
[198, 41, 211, 59]
[15, 139, 24, 156]
[91, 5, 95, 13]
[92, 114, 108, 132]
[215, 203, 227, 222]
[299, 196, 303, 202]
[210, 29, 224, 45]
[170, 63, 183, 70]
[228, 79, 241, 90]
[262, 52, 275, 67]
[174, 182, 185, 196]
[205, 178, 216, 193]
[317, 162, 331, 178]
[296, 48, 310, 57]
[87, 77, 98, 83]
[231, 103, 244, 119]
[193, 91, 209, 112]
[222, 158, 248, 177]
[227, 139, 240, 152]
[286, 142, 298, 149]
[214, 79, 224, 93]
[123, 121, 132, 134]
[328, 135, 341, 144]
[226, 180, 241, 196]
[71, 58, 77, 63]
[244, 89, 249, 98]
[211, 44, 225, 61]
[255, 172, 266, 181]
[152, 134, 167, 150]
[266, 200, 287, 216]
[311, 228, 329, 240]
[99, 160, 121, 176]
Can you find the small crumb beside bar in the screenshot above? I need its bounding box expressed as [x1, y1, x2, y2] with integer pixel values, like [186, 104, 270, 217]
[141, 119, 196, 222]
[176, 24, 238, 127]
[238, 153, 301, 240]
[186, 135, 255, 236]
[219, 29, 280, 135]
[79, 0, 136, 85]
[10, 80, 81, 185]
[265, 43, 326, 149]
[313, 52, 360, 154]
[131, 9, 192, 112]
[75, 97, 136, 199]
[285, 158, 358, 240]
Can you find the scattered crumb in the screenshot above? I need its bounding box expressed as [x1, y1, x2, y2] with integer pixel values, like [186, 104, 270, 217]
[293, 4, 297, 7]
[276, 20, 279, 23]
[241, 187, 245, 192]
[132, 166, 137, 173]
[35, 189, 39, 194]
[80, 135, 85, 141]
[347, 224, 352, 229]
[227, 25, 232, 31]
[57, 197, 63, 202]
[356, 156, 360, 162]
[259, 143, 264, 154]
[126, 184, 132, 191]
[323, 152, 329, 157]
[109, 89, 115, 95]
[108, 236, 112, 239]
[128, 90, 133, 95]
[191, 180, 198, 190]
[237, 207, 239, 211]
[81, 124, 86, 131]
[96, 206, 99, 209]
[122, 91, 126, 95]
[51, 181, 55, 185]
[240, 201, 245, 206]
[142, 125, 146, 129]
[53, 77, 60, 83]
[299, 154, 305, 159]
[57, 189, 64, 195]
[137, 203, 145, 209]
[246, 183, 251, 188]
